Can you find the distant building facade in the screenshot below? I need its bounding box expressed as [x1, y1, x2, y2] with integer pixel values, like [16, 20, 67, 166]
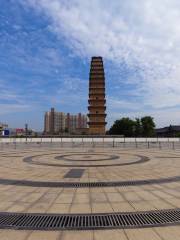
[0, 122, 8, 129]
[0, 122, 8, 136]
[66, 113, 87, 133]
[44, 111, 51, 133]
[156, 125, 180, 137]
[16, 128, 25, 136]
[44, 108, 88, 135]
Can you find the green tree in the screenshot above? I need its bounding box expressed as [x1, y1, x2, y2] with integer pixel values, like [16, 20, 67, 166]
[141, 116, 155, 137]
[109, 118, 136, 137]
[175, 132, 180, 137]
[134, 118, 142, 137]
[65, 128, 69, 133]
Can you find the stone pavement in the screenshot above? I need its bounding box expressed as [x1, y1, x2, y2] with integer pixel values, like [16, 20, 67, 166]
[0, 147, 180, 239]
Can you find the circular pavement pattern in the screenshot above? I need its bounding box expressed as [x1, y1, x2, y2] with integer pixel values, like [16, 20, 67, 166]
[55, 153, 120, 161]
[1, 147, 180, 233]
[23, 152, 150, 167]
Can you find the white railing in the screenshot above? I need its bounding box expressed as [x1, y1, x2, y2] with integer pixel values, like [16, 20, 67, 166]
[0, 137, 178, 143]
[0, 137, 180, 143]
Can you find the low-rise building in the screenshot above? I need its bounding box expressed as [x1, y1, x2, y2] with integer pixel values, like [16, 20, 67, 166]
[156, 125, 180, 137]
[16, 128, 25, 136]
[0, 122, 8, 135]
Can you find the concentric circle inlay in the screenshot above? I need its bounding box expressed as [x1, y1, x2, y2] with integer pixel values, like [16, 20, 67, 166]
[55, 153, 119, 161]
[23, 152, 150, 167]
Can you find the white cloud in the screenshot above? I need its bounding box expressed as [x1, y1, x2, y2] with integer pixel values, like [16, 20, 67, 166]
[22, 0, 180, 110]
[0, 103, 31, 115]
[0, 79, 34, 114]
[44, 76, 88, 110]
[107, 97, 141, 111]
[18, 0, 180, 128]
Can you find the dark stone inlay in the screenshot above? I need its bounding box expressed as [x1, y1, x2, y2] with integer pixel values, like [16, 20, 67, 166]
[0, 208, 180, 230]
[0, 175, 180, 188]
[55, 153, 120, 162]
[55, 153, 119, 162]
[64, 169, 85, 178]
[156, 156, 180, 158]
[0, 155, 23, 157]
[23, 154, 150, 167]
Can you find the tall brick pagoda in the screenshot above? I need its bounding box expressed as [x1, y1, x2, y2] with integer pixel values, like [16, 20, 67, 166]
[88, 56, 107, 135]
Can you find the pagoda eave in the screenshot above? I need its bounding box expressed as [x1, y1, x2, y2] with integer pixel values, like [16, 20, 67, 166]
[88, 106, 106, 110]
[88, 122, 107, 126]
[88, 113, 107, 117]
[88, 100, 106, 104]
[89, 93, 105, 97]
[89, 87, 105, 90]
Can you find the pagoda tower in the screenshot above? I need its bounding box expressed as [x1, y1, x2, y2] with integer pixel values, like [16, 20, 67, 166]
[88, 56, 107, 135]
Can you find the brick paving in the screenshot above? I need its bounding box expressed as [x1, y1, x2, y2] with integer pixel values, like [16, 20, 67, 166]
[0, 147, 180, 239]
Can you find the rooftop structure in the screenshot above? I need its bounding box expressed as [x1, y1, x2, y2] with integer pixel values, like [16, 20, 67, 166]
[156, 125, 180, 137]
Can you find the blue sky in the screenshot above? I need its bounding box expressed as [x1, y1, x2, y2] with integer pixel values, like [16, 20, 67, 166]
[1, 0, 180, 131]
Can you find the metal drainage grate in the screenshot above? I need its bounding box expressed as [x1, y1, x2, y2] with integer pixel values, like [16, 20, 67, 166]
[0, 209, 180, 230]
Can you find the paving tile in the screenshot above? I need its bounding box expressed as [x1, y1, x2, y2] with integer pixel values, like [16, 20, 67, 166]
[155, 226, 180, 239]
[55, 193, 74, 204]
[123, 192, 142, 201]
[136, 191, 159, 201]
[125, 228, 162, 240]
[38, 193, 58, 204]
[21, 193, 43, 203]
[61, 230, 93, 240]
[73, 193, 90, 203]
[26, 202, 52, 213]
[7, 202, 30, 212]
[106, 193, 124, 202]
[165, 198, 180, 207]
[1, 147, 180, 239]
[92, 203, 113, 213]
[70, 203, 91, 213]
[0, 198, 15, 209]
[94, 229, 128, 240]
[102, 187, 118, 193]
[152, 190, 174, 199]
[76, 188, 89, 194]
[150, 199, 174, 209]
[48, 203, 70, 213]
[91, 193, 107, 203]
[111, 202, 134, 212]
[0, 230, 30, 240]
[130, 201, 156, 211]
[27, 231, 60, 240]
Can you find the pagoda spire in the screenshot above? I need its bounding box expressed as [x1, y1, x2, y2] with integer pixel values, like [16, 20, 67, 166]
[88, 56, 107, 135]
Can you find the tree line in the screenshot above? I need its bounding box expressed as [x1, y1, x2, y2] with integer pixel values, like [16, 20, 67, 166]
[108, 116, 155, 137]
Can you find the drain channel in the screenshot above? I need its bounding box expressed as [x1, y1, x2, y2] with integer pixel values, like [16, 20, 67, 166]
[0, 209, 180, 230]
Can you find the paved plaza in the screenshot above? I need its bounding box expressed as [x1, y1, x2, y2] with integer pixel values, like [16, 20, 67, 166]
[0, 145, 180, 239]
